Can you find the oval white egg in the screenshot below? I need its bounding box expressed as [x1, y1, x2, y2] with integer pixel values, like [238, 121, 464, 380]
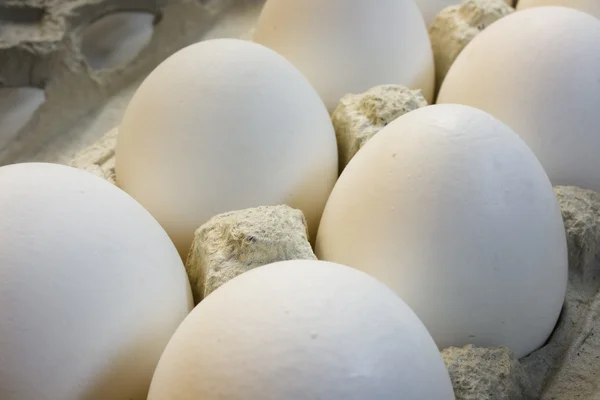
[415, 0, 513, 26]
[147, 259, 455, 400]
[315, 104, 568, 359]
[252, 0, 435, 111]
[437, 7, 600, 191]
[116, 38, 338, 256]
[0, 163, 192, 400]
[517, 1, 600, 19]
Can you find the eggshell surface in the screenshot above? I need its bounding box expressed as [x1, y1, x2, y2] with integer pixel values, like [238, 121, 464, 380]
[437, 7, 600, 191]
[517, 1, 600, 19]
[315, 104, 568, 359]
[116, 39, 338, 256]
[252, 0, 435, 111]
[147, 260, 455, 400]
[0, 163, 193, 400]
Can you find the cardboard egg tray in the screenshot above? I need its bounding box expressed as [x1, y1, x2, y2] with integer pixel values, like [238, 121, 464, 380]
[0, 0, 264, 166]
[3, 2, 600, 399]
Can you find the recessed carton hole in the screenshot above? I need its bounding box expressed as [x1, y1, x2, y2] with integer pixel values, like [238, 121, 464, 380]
[0, 87, 45, 150]
[80, 11, 156, 70]
[0, 6, 45, 23]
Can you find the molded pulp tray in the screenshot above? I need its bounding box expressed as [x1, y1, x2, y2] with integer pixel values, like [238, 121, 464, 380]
[0, 0, 264, 166]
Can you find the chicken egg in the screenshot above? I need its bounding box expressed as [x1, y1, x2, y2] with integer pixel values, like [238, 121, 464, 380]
[437, 6, 600, 191]
[315, 104, 568, 359]
[517, 1, 600, 19]
[0, 163, 192, 400]
[147, 260, 455, 400]
[115, 38, 338, 256]
[252, 0, 435, 111]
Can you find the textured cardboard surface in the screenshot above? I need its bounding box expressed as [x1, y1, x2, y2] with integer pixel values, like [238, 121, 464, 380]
[0, 0, 263, 165]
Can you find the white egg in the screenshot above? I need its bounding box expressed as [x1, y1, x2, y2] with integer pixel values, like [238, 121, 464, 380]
[315, 104, 568, 359]
[517, 1, 600, 19]
[147, 260, 455, 400]
[437, 7, 600, 192]
[116, 38, 338, 256]
[415, 0, 514, 26]
[252, 0, 435, 111]
[0, 163, 192, 400]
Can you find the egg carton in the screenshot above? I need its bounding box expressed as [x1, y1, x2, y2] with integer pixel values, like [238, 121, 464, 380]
[6, 0, 600, 399]
[0, 0, 264, 164]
